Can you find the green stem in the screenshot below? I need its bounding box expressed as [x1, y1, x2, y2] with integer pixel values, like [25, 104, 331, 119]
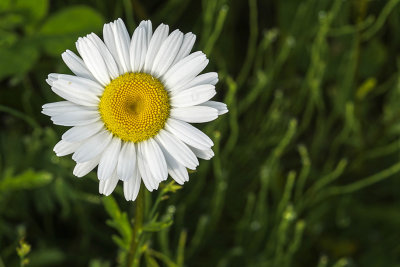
[298, 161, 400, 213]
[0, 104, 39, 129]
[127, 188, 145, 267]
[325, 161, 400, 196]
[149, 190, 164, 219]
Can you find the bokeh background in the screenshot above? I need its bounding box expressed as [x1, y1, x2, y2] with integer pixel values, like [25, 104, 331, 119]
[1, 0, 400, 266]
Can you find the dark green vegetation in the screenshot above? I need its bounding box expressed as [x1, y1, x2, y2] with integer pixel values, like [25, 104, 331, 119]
[1, 0, 400, 266]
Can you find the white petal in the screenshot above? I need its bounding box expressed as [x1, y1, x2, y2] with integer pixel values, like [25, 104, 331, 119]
[99, 170, 119, 196]
[170, 106, 218, 123]
[73, 155, 101, 177]
[137, 144, 158, 191]
[103, 25, 118, 71]
[72, 131, 112, 163]
[151, 29, 183, 77]
[123, 168, 141, 201]
[116, 19, 132, 72]
[117, 142, 137, 181]
[165, 118, 213, 150]
[61, 50, 95, 80]
[141, 139, 168, 182]
[51, 79, 100, 107]
[87, 33, 120, 79]
[201, 101, 228, 115]
[50, 110, 99, 127]
[170, 84, 216, 107]
[42, 101, 92, 117]
[139, 20, 152, 44]
[54, 140, 81, 157]
[163, 52, 208, 90]
[189, 145, 215, 160]
[49, 73, 104, 96]
[62, 121, 104, 142]
[171, 72, 218, 94]
[76, 37, 110, 86]
[46, 74, 57, 86]
[144, 24, 169, 73]
[51, 110, 99, 127]
[103, 19, 131, 73]
[158, 145, 188, 185]
[129, 26, 147, 72]
[98, 137, 121, 180]
[155, 129, 198, 170]
[172, 32, 196, 65]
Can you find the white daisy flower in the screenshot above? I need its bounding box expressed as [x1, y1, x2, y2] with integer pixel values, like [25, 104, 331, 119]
[42, 18, 228, 201]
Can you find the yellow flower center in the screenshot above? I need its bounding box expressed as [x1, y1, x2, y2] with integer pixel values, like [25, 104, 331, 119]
[99, 73, 170, 143]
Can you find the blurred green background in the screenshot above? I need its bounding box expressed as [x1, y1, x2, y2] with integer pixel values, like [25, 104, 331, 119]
[1, 0, 400, 266]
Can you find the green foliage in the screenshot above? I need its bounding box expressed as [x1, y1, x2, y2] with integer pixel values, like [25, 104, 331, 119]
[0, 169, 52, 192]
[0, 1, 104, 80]
[100, 182, 181, 266]
[0, 42, 39, 80]
[1, 0, 400, 266]
[14, 0, 49, 22]
[38, 6, 104, 56]
[16, 238, 31, 267]
[103, 196, 132, 250]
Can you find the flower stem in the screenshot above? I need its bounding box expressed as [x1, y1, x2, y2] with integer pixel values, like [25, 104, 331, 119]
[127, 188, 144, 267]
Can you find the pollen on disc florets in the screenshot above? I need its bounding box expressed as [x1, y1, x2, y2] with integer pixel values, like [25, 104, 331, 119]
[99, 73, 170, 143]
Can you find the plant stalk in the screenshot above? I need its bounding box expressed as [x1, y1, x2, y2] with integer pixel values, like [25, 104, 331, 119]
[127, 188, 144, 267]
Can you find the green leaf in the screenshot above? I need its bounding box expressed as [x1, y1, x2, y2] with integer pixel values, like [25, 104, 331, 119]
[0, 169, 52, 192]
[102, 195, 121, 219]
[16, 239, 31, 258]
[15, 0, 48, 21]
[0, 0, 12, 11]
[102, 196, 132, 249]
[145, 254, 160, 267]
[162, 181, 182, 194]
[38, 6, 104, 56]
[0, 40, 39, 80]
[0, 13, 25, 31]
[142, 219, 173, 232]
[111, 235, 129, 250]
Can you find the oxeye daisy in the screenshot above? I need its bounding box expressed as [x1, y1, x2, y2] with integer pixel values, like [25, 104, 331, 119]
[42, 19, 228, 201]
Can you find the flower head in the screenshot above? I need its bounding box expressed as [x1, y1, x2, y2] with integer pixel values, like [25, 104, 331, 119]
[42, 18, 228, 201]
